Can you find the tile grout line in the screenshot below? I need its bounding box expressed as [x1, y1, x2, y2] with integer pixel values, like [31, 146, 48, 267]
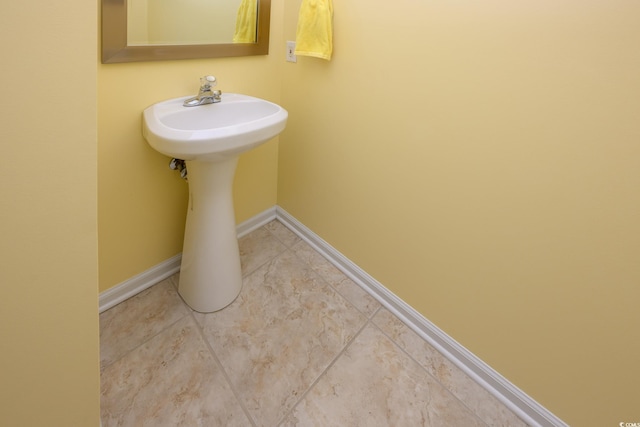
[100, 280, 191, 371]
[101, 221, 496, 425]
[264, 220, 386, 425]
[277, 217, 491, 425]
[101, 315, 188, 371]
[287, 239, 379, 321]
[269, 218, 491, 426]
[177, 223, 293, 427]
[292, 238, 491, 425]
[239, 230, 290, 279]
[269, 220, 381, 322]
[119, 224, 486, 426]
[275, 308, 379, 426]
[186, 306, 259, 427]
[370, 316, 490, 427]
[276, 208, 555, 426]
[147, 273, 258, 425]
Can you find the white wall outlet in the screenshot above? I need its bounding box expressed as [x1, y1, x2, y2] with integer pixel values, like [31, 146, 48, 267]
[286, 41, 297, 63]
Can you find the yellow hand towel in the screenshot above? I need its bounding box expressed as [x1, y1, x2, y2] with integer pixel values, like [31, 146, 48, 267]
[233, 0, 257, 43]
[295, 0, 334, 60]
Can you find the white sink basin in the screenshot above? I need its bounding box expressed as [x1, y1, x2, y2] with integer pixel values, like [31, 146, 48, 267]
[141, 93, 288, 313]
[143, 93, 288, 161]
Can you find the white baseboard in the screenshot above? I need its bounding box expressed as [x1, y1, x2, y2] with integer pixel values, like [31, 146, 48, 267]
[98, 208, 277, 313]
[99, 205, 566, 426]
[99, 254, 182, 313]
[236, 206, 277, 238]
[275, 206, 567, 427]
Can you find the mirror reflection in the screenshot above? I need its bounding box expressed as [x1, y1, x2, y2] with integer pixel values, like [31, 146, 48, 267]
[101, 0, 269, 63]
[128, 0, 255, 45]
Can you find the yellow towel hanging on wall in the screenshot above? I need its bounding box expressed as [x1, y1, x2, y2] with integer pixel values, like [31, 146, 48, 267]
[233, 0, 257, 43]
[295, 0, 334, 60]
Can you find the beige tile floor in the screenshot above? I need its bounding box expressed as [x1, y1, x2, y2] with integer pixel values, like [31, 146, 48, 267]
[100, 220, 528, 427]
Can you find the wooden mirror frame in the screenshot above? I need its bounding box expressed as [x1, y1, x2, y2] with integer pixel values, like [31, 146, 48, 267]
[101, 0, 271, 63]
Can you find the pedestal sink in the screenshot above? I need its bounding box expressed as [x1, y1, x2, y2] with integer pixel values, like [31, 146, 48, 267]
[142, 93, 288, 312]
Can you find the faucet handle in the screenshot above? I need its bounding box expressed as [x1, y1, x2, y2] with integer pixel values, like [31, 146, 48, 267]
[200, 75, 217, 90]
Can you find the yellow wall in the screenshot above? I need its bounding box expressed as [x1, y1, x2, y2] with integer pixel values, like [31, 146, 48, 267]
[98, 1, 283, 292]
[0, 0, 100, 425]
[129, 0, 241, 45]
[97, 0, 638, 424]
[278, 1, 640, 426]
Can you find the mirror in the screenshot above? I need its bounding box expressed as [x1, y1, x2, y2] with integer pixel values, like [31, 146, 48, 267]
[102, 0, 271, 63]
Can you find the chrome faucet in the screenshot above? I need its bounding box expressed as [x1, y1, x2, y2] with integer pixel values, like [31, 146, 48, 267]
[183, 75, 222, 107]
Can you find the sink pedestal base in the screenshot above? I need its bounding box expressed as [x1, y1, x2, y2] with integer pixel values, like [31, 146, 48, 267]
[178, 157, 242, 312]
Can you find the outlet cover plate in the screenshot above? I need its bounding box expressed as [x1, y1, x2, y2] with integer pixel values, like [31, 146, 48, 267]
[286, 41, 297, 63]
